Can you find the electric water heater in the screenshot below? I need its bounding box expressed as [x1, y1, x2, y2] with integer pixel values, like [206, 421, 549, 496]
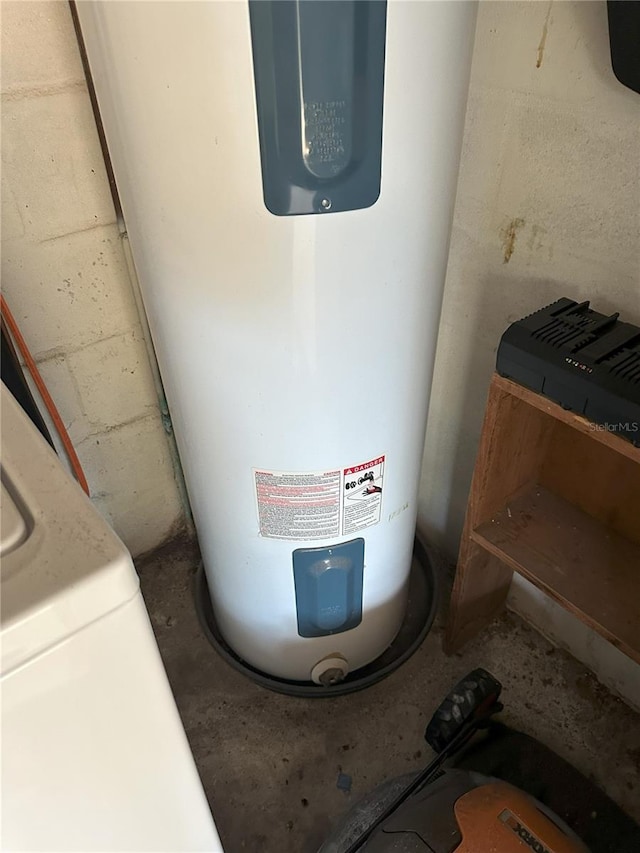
[77, 1, 477, 683]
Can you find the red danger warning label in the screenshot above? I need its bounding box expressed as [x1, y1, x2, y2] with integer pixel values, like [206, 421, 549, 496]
[254, 453, 386, 540]
[342, 455, 385, 535]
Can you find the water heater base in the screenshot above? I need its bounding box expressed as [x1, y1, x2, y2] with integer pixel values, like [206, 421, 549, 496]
[194, 538, 438, 697]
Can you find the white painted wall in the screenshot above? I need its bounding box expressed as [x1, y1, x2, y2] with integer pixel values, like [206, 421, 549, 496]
[1, 1, 185, 556]
[419, 1, 640, 707]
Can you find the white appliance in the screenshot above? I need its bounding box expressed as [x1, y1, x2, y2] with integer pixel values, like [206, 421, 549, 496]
[77, 0, 477, 683]
[0, 384, 223, 852]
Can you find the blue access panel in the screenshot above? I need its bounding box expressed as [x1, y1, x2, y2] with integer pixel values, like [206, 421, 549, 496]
[248, 1, 387, 216]
[293, 538, 365, 638]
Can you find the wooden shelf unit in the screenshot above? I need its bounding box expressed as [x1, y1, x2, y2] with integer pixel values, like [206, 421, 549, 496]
[445, 374, 640, 663]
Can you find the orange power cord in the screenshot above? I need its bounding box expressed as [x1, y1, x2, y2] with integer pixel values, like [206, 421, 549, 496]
[1, 294, 90, 496]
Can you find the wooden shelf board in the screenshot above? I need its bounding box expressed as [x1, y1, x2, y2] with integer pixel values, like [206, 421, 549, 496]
[471, 485, 640, 663]
[492, 375, 640, 465]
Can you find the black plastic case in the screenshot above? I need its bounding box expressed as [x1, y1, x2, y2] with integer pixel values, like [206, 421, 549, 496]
[496, 298, 640, 446]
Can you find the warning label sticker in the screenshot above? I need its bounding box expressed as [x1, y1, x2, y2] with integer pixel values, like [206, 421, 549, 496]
[342, 455, 385, 535]
[255, 469, 341, 540]
[254, 454, 385, 540]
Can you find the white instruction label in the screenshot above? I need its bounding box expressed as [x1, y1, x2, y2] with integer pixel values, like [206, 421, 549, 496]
[255, 469, 341, 540]
[342, 455, 385, 535]
[254, 454, 386, 540]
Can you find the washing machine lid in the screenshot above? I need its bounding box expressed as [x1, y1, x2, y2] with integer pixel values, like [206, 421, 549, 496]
[1, 383, 139, 676]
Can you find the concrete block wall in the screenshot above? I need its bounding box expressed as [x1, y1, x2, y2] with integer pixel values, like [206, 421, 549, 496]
[1, 1, 185, 556]
[419, 1, 640, 707]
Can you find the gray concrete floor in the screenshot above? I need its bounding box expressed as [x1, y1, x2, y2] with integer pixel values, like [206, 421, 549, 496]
[137, 537, 640, 853]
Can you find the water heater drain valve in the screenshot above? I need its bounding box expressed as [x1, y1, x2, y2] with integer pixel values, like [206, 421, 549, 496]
[311, 654, 350, 686]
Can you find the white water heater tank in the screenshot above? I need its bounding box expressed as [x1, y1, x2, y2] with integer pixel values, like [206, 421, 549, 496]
[77, 0, 477, 682]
